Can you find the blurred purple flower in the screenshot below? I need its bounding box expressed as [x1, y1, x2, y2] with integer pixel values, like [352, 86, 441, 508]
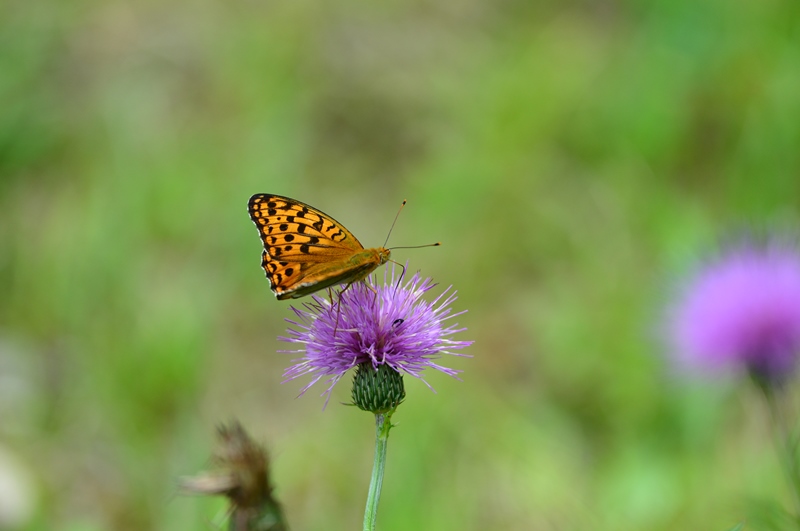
[279, 266, 472, 402]
[667, 239, 800, 383]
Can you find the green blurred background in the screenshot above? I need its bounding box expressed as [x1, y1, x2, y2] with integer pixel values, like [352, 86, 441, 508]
[2, 0, 800, 529]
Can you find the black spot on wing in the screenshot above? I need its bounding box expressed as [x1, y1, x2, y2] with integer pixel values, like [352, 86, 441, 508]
[331, 228, 345, 242]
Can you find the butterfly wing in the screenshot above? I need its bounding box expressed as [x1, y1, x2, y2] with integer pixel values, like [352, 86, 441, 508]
[248, 194, 374, 299]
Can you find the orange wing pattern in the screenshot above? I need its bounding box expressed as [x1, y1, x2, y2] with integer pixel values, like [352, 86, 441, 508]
[248, 194, 389, 300]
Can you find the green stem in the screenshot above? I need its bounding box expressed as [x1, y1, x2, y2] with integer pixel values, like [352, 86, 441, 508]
[762, 384, 800, 524]
[363, 409, 395, 531]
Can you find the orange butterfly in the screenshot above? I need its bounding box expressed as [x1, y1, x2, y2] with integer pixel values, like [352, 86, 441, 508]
[248, 194, 393, 300]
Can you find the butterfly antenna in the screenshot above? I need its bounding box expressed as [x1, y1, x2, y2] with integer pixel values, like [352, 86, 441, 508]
[383, 199, 441, 250]
[388, 242, 442, 250]
[383, 199, 407, 248]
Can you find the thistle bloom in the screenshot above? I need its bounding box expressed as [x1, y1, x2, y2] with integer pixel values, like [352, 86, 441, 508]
[667, 239, 800, 384]
[280, 266, 472, 402]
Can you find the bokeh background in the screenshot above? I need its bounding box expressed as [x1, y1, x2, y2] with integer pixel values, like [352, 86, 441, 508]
[3, 0, 800, 529]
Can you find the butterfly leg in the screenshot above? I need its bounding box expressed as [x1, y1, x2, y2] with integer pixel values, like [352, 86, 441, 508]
[333, 303, 342, 338]
[366, 282, 379, 307]
[394, 263, 406, 294]
[387, 259, 407, 295]
[334, 280, 375, 332]
[331, 282, 357, 338]
[323, 286, 342, 337]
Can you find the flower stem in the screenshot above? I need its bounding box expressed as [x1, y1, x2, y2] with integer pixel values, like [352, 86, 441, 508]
[363, 409, 395, 531]
[762, 384, 800, 524]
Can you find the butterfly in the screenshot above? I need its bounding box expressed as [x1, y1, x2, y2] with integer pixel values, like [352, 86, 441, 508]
[248, 194, 392, 300]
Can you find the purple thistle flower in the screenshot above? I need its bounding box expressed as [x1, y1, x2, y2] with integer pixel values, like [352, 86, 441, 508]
[279, 265, 472, 403]
[667, 239, 800, 384]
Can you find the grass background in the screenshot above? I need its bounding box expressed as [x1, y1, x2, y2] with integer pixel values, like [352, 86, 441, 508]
[2, 0, 800, 529]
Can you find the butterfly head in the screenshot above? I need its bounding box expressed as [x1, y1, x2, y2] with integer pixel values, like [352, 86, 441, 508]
[379, 248, 391, 265]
